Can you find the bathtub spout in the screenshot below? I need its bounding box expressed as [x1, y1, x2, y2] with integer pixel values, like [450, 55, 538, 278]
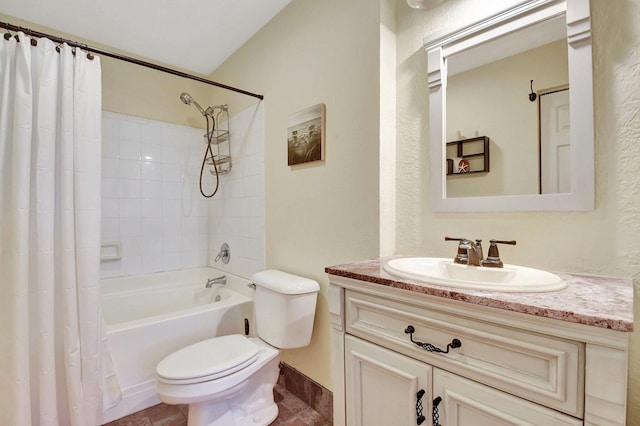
[206, 275, 227, 288]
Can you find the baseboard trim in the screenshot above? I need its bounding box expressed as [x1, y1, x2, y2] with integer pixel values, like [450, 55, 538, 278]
[277, 362, 333, 421]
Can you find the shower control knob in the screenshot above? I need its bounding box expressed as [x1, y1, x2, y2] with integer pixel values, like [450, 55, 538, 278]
[215, 243, 230, 264]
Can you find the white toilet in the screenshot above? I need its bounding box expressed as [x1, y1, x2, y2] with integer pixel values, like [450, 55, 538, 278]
[155, 270, 320, 426]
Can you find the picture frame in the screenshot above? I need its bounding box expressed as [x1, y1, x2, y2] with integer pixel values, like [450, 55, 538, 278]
[287, 103, 325, 165]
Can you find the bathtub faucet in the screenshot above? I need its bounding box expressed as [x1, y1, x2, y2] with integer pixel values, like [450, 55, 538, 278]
[206, 275, 227, 288]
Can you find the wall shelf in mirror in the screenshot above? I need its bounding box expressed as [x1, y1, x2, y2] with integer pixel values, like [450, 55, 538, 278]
[446, 136, 490, 175]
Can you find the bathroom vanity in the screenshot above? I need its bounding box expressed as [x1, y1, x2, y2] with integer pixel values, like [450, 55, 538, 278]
[326, 258, 633, 426]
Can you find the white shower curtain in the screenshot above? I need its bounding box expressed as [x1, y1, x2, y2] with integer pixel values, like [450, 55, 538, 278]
[0, 33, 120, 425]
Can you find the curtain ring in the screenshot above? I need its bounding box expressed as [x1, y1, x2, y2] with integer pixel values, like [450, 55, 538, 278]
[75, 43, 94, 60]
[30, 37, 38, 46]
[3, 30, 11, 41]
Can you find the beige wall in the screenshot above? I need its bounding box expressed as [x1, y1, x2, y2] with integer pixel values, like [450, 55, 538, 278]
[396, 0, 640, 422]
[209, 0, 382, 389]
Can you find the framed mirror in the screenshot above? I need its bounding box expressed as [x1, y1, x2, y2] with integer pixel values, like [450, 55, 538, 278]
[424, 0, 594, 211]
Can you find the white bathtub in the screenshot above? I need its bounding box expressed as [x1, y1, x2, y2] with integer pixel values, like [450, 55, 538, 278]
[100, 268, 254, 424]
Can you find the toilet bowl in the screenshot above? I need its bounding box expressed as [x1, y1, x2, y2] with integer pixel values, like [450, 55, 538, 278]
[156, 270, 319, 426]
[157, 335, 280, 425]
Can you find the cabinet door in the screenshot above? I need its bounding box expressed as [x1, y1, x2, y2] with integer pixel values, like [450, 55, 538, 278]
[345, 335, 432, 426]
[433, 369, 582, 426]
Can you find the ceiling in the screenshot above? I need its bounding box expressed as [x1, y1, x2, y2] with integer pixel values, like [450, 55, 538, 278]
[0, 0, 293, 75]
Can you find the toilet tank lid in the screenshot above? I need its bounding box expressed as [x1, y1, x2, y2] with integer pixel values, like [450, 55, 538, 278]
[251, 269, 320, 294]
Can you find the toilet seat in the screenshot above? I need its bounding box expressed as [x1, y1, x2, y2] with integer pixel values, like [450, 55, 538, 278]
[156, 334, 259, 385]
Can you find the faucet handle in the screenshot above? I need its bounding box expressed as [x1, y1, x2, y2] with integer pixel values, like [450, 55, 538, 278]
[480, 239, 516, 268]
[475, 239, 483, 261]
[445, 236, 469, 264]
[215, 242, 230, 264]
[444, 237, 466, 242]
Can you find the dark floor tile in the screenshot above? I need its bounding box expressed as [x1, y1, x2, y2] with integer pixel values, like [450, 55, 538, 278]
[152, 413, 187, 426]
[280, 418, 309, 426]
[114, 415, 153, 426]
[279, 390, 312, 414]
[178, 404, 189, 417]
[111, 383, 332, 426]
[274, 403, 295, 422]
[274, 384, 286, 403]
[297, 407, 330, 426]
[142, 403, 182, 423]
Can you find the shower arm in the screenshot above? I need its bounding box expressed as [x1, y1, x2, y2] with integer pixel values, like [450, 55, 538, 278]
[192, 100, 207, 116]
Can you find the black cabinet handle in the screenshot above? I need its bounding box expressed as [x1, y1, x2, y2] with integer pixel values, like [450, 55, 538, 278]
[405, 325, 462, 354]
[433, 396, 442, 426]
[416, 389, 426, 425]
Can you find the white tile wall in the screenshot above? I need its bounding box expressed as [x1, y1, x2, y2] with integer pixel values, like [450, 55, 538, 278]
[100, 112, 211, 278]
[209, 103, 266, 279]
[100, 105, 266, 280]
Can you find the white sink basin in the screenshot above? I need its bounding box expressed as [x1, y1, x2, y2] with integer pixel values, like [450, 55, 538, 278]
[384, 257, 566, 292]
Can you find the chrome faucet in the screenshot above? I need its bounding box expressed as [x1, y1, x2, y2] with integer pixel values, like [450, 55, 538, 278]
[206, 275, 227, 288]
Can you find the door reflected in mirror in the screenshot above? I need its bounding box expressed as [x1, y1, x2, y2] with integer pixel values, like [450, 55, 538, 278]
[445, 16, 569, 198]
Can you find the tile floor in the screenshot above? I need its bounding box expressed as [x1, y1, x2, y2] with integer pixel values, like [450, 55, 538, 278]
[104, 384, 332, 426]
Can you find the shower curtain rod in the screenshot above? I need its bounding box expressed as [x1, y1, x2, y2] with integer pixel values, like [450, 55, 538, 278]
[0, 21, 264, 100]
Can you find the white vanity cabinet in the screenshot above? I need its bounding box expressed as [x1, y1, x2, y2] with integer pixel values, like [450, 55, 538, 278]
[328, 272, 632, 426]
[345, 334, 433, 425]
[431, 369, 581, 425]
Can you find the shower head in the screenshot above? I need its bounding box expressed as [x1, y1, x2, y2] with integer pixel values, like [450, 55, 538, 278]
[179, 92, 193, 105]
[180, 92, 207, 116]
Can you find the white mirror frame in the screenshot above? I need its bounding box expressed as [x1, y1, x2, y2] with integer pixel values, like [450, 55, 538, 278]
[424, 0, 594, 212]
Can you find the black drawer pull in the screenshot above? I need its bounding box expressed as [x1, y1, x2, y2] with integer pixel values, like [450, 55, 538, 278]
[416, 389, 426, 425]
[433, 396, 442, 426]
[404, 325, 462, 354]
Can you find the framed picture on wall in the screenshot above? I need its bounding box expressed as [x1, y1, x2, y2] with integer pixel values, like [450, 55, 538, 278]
[287, 103, 325, 166]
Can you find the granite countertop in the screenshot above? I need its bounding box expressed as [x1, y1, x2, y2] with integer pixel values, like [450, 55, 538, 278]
[325, 257, 634, 332]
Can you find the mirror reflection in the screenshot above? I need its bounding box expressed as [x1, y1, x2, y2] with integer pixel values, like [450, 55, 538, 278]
[445, 16, 568, 198]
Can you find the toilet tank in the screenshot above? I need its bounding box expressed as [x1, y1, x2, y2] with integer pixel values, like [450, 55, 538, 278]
[251, 270, 320, 349]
